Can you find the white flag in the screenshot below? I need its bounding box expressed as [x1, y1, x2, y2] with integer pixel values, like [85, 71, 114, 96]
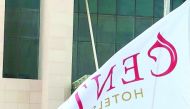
[58, 0, 190, 109]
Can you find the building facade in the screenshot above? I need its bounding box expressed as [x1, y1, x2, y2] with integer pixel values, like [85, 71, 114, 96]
[0, 0, 185, 109]
[0, 0, 73, 109]
[72, 0, 185, 84]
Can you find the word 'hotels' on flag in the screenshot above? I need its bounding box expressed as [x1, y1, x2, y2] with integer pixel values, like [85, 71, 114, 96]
[59, 0, 190, 109]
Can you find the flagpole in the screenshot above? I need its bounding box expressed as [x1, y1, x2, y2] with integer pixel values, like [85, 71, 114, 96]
[85, 0, 99, 70]
[164, 0, 171, 16]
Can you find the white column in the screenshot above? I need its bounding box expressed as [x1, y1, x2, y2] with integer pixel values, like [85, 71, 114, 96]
[0, 0, 5, 79]
[39, 0, 74, 109]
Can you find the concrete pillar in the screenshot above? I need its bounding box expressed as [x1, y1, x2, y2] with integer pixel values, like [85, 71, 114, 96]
[39, 0, 74, 109]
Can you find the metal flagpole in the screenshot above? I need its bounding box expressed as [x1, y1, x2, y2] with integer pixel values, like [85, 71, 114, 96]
[85, 0, 99, 70]
[164, 0, 171, 16]
[151, 1, 171, 109]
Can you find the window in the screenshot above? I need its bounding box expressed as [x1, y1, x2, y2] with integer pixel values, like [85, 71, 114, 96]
[78, 14, 97, 42]
[116, 16, 134, 44]
[135, 17, 153, 36]
[98, 0, 116, 14]
[97, 15, 116, 43]
[3, 0, 40, 79]
[136, 0, 154, 16]
[117, 0, 135, 16]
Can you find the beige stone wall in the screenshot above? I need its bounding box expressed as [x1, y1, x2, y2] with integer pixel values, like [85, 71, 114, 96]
[39, 0, 74, 109]
[0, 79, 42, 109]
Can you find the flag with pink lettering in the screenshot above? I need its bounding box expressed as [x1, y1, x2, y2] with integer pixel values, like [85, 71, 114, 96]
[58, 0, 190, 109]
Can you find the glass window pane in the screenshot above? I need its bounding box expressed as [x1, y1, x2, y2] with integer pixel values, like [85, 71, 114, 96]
[96, 43, 115, 67]
[73, 13, 78, 41]
[97, 15, 116, 43]
[116, 16, 134, 44]
[4, 9, 20, 36]
[78, 13, 90, 41]
[5, 0, 18, 8]
[4, 0, 40, 79]
[78, 14, 97, 41]
[117, 0, 135, 16]
[98, 0, 116, 14]
[6, 0, 40, 9]
[74, 0, 78, 13]
[5, 9, 39, 38]
[77, 42, 96, 80]
[19, 0, 40, 9]
[3, 38, 38, 79]
[72, 41, 78, 82]
[3, 37, 20, 78]
[154, 0, 164, 17]
[136, 0, 153, 16]
[135, 17, 153, 36]
[18, 9, 39, 37]
[79, 0, 97, 13]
